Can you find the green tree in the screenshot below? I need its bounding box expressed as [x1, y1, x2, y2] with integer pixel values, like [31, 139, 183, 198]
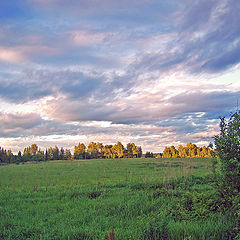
[17, 151, 22, 162]
[22, 144, 43, 161]
[6, 150, 14, 163]
[52, 146, 60, 160]
[59, 147, 65, 160]
[65, 149, 72, 160]
[214, 111, 240, 197]
[137, 146, 143, 158]
[45, 149, 49, 161]
[145, 152, 153, 158]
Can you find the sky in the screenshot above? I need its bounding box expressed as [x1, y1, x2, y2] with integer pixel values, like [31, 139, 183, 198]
[0, 0, 240, 153]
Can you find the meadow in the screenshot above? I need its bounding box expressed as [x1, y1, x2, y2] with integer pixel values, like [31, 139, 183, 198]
[0, 158, 236, 239]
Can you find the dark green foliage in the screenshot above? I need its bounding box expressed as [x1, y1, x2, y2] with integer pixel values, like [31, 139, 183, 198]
[214, 111, 240, 197]
[145, 152, 154, 158]
[143, 215, 169, 240]
[213, 111, 240, 238]
[0, 147, 16, 163]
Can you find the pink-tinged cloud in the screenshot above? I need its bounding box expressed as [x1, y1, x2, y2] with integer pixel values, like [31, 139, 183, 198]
[71, 31, 108, 46]
[21, 45, 61, 58]
[0, 0, 240, 153]
[0, 112, 42, 130]
[0, 48, 25, 63]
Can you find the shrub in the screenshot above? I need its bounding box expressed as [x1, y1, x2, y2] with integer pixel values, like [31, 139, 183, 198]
[214, 111, 240, 238]
[214, 111, 240, 198]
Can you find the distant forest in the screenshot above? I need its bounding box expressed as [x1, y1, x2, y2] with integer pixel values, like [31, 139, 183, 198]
[0, 142, 213, 164]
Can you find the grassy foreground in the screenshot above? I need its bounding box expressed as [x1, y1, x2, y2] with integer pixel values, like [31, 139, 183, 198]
[0, 158, 237, 239]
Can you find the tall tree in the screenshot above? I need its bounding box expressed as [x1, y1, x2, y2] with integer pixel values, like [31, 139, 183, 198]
[74, 143, 86, 159]
[131, 143, 138, 158]
[112, 142, 125, 158]
[145, 152, 154, 158]
[137, 146, 143, 158]
[87, 142, 99, 159]
[163, 147, 171, 158]
[30, 144, 38, 155]
[45, 149, 49, 161]
[96, 143, 104, 158]
[102, 145, 113, 159]
[52, 146, 60, 160]
[170, 145, 178, 158]
[65, 149, 72, 160]
[178, 145, 186, 158]
[126, 143, 138, 158]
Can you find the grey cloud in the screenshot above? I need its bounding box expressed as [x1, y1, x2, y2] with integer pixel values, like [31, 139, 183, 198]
[0, 111, 86, 138]
[30, 0, 175, 25]
[0, 110, 218, 153]
[1, 0, 239, 152]
[42, 87, 240, 128]
[43, 97, 115, 122]
[0, 80, 52, 102]
[184, 0, 240, 73]
[201, 43, 240, 72]
[0, 112, 42, 137]
[0, 112, 42, 129]
[0, 69, 111, 103]
[181, 0, 218, 31]
[169, 91, 240, 114]
[2, 0, 240, 75]
[134, 0, 240, 74]
[58, 71, 102, 99]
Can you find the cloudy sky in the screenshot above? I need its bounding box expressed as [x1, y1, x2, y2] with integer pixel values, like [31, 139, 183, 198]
[0, 0, 240, 153]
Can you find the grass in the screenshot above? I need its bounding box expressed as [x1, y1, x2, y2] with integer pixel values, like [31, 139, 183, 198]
[0, 158, 237, 239]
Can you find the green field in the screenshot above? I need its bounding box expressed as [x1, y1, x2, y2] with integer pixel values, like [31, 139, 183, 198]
[0, 158, 236, 239]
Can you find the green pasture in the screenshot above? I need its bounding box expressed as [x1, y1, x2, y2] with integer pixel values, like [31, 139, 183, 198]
[0, 158, 211, 189]
[0, 158, 237, 239]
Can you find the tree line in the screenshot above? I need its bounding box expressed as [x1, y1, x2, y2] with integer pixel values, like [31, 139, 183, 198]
[0, 142, 142, 164]
[0, 141, 213, 164]
[146, 142, 213, 158]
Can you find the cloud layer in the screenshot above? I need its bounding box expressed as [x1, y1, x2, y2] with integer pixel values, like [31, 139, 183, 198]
[0, 0, 240, 152]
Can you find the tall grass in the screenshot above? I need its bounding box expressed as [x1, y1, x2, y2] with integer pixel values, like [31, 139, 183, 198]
[0, 158, 237, 239]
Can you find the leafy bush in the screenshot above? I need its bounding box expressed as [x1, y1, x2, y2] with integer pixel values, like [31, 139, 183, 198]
[214, 111, 240, 197]
[214, 111, 240, 238]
